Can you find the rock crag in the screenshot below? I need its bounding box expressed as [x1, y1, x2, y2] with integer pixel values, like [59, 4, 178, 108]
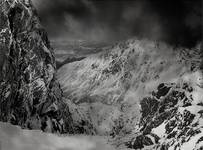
[0, 0, 73, 133]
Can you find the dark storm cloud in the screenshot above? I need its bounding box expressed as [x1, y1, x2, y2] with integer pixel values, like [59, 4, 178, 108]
[32, 0, 202, 47]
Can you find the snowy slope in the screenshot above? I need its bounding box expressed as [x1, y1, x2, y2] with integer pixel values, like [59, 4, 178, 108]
[57, 39, 202, 149]
[0, 122, 115, 150]
[58, 39, 201, 104]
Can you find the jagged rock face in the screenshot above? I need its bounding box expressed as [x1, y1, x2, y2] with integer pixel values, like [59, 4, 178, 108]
[126, 82, 203, 149]
[0, 0, 73, 133]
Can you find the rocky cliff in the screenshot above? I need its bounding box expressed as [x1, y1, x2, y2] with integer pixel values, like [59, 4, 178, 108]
[0, 0, 73, 133]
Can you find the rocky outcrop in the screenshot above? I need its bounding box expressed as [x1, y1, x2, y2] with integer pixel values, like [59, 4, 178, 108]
[126, 82, 203, 149]
[0, 0, 73, 133]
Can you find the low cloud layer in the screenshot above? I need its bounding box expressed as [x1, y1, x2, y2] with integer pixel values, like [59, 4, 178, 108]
[32, 0, 202, 47]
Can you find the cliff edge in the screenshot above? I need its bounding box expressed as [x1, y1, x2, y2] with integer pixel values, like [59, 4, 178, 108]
[0, 0, 73, 133]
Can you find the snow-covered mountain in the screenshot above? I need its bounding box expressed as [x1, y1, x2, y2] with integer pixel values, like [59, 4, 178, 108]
[57, 39, 203, 149]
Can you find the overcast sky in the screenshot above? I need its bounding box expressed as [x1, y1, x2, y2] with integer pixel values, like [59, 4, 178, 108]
[32, 0, 202, 47]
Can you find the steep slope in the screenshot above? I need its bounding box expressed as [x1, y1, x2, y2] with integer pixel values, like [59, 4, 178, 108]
[0, 0, 73, 133]
[58, 40, 201, 104]
[57, 39, 203, 149]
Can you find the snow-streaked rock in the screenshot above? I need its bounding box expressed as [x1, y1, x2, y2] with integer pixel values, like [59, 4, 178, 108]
[0, 0, 73, 133]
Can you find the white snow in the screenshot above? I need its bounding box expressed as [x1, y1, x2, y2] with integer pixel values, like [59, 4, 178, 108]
[0, 122, 115, 150]
[181, 128, 203, 150]
[151, 121, 166, 138]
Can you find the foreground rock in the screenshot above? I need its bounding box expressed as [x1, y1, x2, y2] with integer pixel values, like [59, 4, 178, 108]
[0, 0, 73, 133]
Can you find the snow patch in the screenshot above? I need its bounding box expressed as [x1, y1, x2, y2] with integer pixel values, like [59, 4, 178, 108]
[151, 121, 166, 138]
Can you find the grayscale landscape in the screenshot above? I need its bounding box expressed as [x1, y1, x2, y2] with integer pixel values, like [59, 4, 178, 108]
[0, 0, 202, 150]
